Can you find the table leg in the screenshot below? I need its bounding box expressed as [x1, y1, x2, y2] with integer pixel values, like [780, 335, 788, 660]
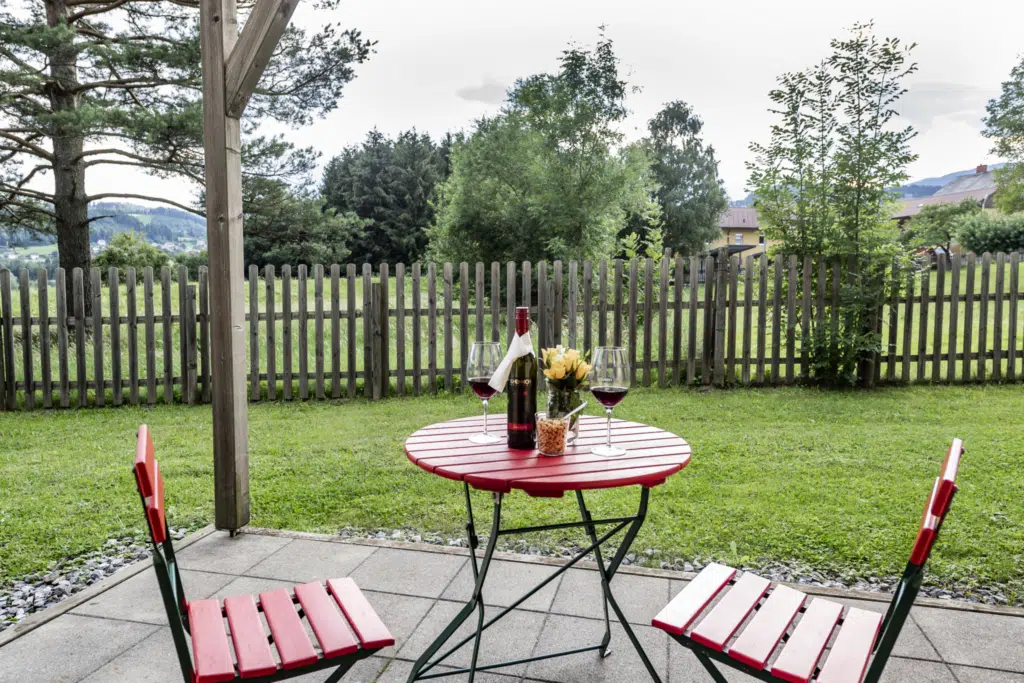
[409, 486, 661, 683]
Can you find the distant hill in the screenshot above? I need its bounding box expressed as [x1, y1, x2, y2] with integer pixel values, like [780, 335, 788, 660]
[88, 202, 206, 248]
[904, 163, 1007, 188]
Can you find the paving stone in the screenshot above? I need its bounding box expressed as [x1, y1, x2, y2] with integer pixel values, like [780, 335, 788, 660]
[837, 599, 942, 661]
[72, 568, 234, 625]
[669, 644, 762, 682]
[0, 614, 156, 683]
[951, 665, 1024, 682]
[174, 531, 291, 575]
[441, 559, 563, 612]
[398, 599, 545, 675]
[79, 627, 189, 682]
[875, 657, 957, 682]
[525, 613, 668, 683]
[357, 590, 435, 651]
[913, 606, 1024, 672]
[379, 658, 516, 683]
[351, 548, 465, 598]
[245, 539, 377, 583]
[552, 568, 669, 624]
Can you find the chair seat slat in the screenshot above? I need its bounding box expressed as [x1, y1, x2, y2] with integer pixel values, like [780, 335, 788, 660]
[816, 607, 882, 683]
[728, 584, 806, 669]
[224, 595, 277, 678]
[188, 599, 236, 683]
[295, 582, 360, 657]
[651, 563, 735, 636]
[327, 577, 395, 649]
[769, 598, 843, 683]
[260, 588, 318, 669]
[690, 572, 771, 651]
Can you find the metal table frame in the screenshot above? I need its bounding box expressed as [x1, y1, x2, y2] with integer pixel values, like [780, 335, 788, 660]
[406, 482, 663, 683]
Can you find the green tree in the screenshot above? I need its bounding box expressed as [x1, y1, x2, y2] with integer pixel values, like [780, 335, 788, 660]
[957, 213, 1024, 254]
[241, 177, 364, 269]
[983, 56, 1024, 214]
[0, 0, 373, 309]
[642, 101, 728, 256]
[321, 129, 448, 265]
[747, 22, 917, 386]
[92, 231, 169, 280]
[903, 198, 982, 253]
[428, 34, 659, 265]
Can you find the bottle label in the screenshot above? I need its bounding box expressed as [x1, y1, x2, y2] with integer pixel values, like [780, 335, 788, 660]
[507, 422, 535, 431]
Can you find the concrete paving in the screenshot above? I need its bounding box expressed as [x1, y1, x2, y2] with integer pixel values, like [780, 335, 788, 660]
[1, 529, 1021, 683]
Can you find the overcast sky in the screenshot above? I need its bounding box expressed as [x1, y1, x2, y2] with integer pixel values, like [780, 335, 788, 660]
[96, 0, 1024, 205]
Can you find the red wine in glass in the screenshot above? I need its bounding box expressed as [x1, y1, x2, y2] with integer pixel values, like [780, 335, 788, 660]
[469, 376, 498, 400]
[591, 386, 628, 408]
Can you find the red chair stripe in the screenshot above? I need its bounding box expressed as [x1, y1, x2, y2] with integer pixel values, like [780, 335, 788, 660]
[134, 426, 166, 544]
[816, 607, 883, 683]
[224, 595, 277, 678]
[933, 439, 962, 516]
[690, 572, 771, 651]
[188, 599, 236, 683]
[327, 578, 395, 649]
[135, 425, 156, 497]
[651, 563, 735, 636]
[259, 588, 318, 669]
[769, 598, 843, 683]
[727, 584, 806, 669]
[294, 582, 360, 658]
[910, 478, 942, 565]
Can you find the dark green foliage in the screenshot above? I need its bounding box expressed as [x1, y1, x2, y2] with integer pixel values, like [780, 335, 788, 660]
[242, 177, 364, 270]
[903, 198, 982, 252]
[641, 101, 728, 256]
[983, 57, 1024, 214]
[956, 213, 1024, 254]
[429, 34, 659, 265]
[175, 251, 208, 282]
[321, 129, 449, 265]
[92, 231, 169, 280]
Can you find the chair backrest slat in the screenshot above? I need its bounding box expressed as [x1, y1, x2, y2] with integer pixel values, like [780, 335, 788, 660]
[134, 425, 167, 543]
[932, 438, 962, 518]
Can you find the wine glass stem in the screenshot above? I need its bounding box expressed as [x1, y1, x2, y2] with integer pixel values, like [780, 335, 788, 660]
[482, 399, 489, 436]
[605, 407, 613, 448]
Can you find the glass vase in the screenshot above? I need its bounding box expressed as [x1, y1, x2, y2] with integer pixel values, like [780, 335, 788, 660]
[545, 383, 582, 445]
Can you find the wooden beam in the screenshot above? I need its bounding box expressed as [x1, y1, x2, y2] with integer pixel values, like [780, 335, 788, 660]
[201, 0, 250, 531]
[224, 0, 299, 118]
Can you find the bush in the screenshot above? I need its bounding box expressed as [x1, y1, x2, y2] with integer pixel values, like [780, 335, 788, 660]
[92, 232, 170, 281]
[957, 213, 1024, 254]
[174, 251, 207, 281]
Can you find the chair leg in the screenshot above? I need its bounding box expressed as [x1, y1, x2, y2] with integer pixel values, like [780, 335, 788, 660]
[324, 659, 356, 683]
[694, 650, 730, 683]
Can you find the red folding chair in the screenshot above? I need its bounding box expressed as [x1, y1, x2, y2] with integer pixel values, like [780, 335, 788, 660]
[134, 424, 394, 683]
[652, 439, 964, 683]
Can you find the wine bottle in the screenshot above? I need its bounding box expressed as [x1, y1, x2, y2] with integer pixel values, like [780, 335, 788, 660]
[506, 307, 538, 449]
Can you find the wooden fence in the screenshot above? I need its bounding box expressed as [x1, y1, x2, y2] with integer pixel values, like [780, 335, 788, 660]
[0, 250, 1022, 410]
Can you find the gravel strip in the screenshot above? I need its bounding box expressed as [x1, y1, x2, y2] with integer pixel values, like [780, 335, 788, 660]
[0, 528, 190, 633]
[338, 526, 1018, 607]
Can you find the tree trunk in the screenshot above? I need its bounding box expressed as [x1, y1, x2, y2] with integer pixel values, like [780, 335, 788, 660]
[45, 0, 91, 313]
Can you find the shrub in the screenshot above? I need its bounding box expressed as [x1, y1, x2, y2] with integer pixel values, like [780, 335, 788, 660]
[174, 251, 207, 281]
[957, 213, 1024, 254]
[92, 232, 169, 281]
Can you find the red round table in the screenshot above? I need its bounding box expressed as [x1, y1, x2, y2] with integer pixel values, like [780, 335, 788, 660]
[403, 414, 690, 683]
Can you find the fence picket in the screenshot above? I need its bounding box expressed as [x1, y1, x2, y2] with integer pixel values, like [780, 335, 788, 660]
[1007, 252, 1020, 380]
[599, 259, 609, 346]
[178, 265, 188, 401]
[742, 255, 754, 385]
[39, 269, 51, 407]
[185, 285, 198, 404]
[444, 262, 453, 392]
[361, 263, 370, 398]
[627, 259, 638, 386]
[962, 254, 975, 382]
[770, 258, 782, 385]
[506, 262, 515, 345]
[582, 260, 592, 355]
[703, 256, 716, 384]
[713, 254, 727, 386]
[643, 258, 653, 387]
[315, 264, 325, 400]
[756, 257, 768, 384]
[199, 267, 210, 402]
[917, 268, 930, 382]
[266, 265, 276, 400]
[727, 255, 739, 383]
[301, 264, 312, 399]
[346, 264, 356, 397]
[1, 270, 14, 409]
[932, 257, 946, 382]
[537, 261, 547, 384]
[413, 263, 422, 395]
[568, 261, 578, 349]
[688, 256, 699, 385]
[801, 257, 811, 378]
[0, 272, 7, 409]
[993, 253, 1005, 380]
[475, 262, 485, 343]
[459, 262, 468, 390]
[110, 270, 121, 406]
[977, 253, 991, 381]
[553, 260, 563, 346]
[613, 259, 623, 346]
[282, 265, 293, 399]
[886, 262, 899, 382]
[19, 270, 34, 409]
[127, 268, 140, 404]
[786, 256, 797, 383]
[56, 269, 69, 407]
[673, 256, 684, 385]
[144, 268, 156, 404]
[92, 268, 104, 406]
[249, 265, 260, 400]
[491, 262, 500, 343]
[73, 269, 87, 406]
[396, 263, 405, 396]
[379, 263, 389, 395]
[658, 254, 669, 387]
[901, 267, 914, 382]
[428, 263, 437, 393]
[946, 255, 961, 383]
[332, 264, 342, 398]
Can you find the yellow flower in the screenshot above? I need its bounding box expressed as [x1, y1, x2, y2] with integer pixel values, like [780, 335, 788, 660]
[544, 360, 566, 380]
[575, 362, 591, 380]
[564, 348, 580, 364]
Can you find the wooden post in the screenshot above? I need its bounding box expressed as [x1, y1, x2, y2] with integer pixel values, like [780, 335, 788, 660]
[201, 0, 249, 530]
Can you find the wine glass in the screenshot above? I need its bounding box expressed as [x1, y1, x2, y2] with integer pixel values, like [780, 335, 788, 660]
[466, 341, 503, 444]
[590, 346, 630, 457]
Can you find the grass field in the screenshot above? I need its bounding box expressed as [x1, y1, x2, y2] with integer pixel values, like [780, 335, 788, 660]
[1, 384, 1021, 601]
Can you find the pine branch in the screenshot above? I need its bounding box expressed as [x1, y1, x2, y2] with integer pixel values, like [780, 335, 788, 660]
[0, 132, 54, 161]
[86, 192, 204, 216]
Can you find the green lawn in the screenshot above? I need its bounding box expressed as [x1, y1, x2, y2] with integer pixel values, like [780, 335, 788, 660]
[1, 385, 1022, 600]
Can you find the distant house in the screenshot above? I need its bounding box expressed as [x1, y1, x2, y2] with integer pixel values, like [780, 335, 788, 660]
[894, 165, 998, 223]
[709, 207, 768, 257]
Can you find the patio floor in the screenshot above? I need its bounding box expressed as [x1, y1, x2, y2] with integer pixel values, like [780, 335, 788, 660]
[1, 528, 1022, 683]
